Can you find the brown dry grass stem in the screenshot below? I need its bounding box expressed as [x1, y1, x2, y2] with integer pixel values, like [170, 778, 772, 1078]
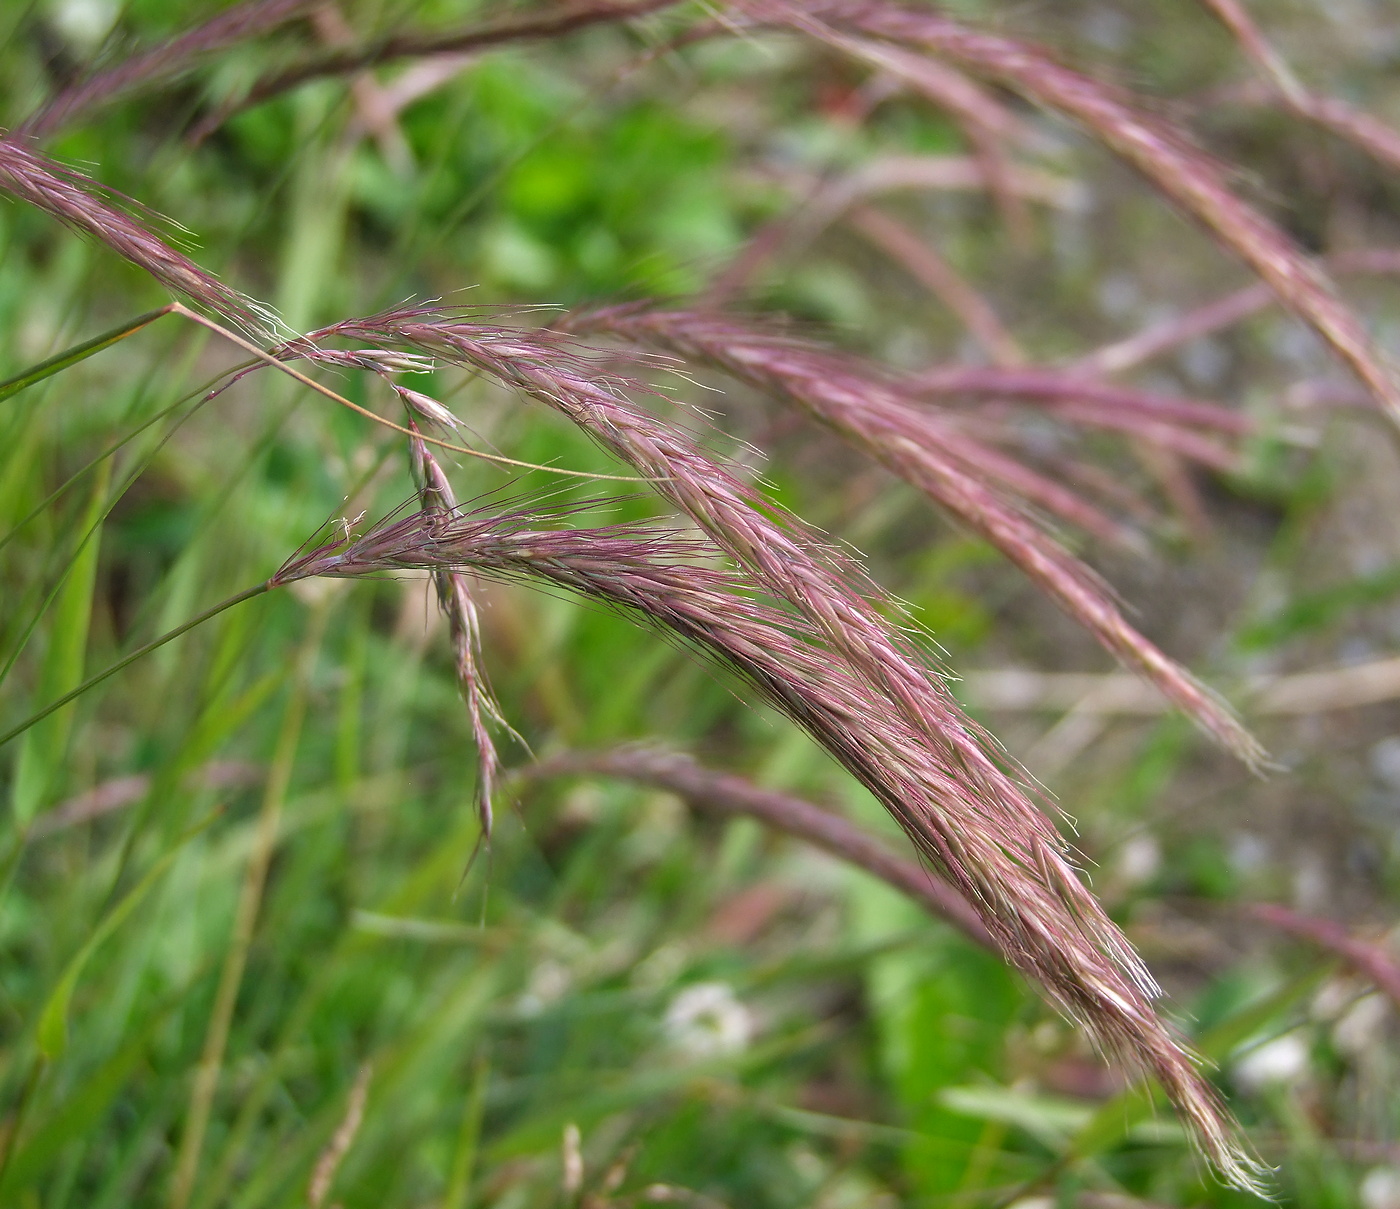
[15, 0, 680, 144]
[1248, 905, 1400, 1012]
[913, 367, 1251, 438]
[186, 0, 683, 143]
[527, 746, 995, 949]
[1201, 0, 1400, 177]
[824, 32, 1033, 240]
[845, 204, 1023, 366]
[307, 1063, 372, 1209]
[707, 154, 1079, 306]
[962, 658, 1400, 718]
[754, 0, 1400, 427]
[20, 0, 319, 139]
[1078, 247, 1400, 378]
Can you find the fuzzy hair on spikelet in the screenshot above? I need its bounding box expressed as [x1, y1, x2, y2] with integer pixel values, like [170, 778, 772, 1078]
[275, 495, 1267, 1193]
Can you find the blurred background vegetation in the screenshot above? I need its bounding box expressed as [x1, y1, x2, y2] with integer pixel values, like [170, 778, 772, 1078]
[4, 1, 1400, 1206]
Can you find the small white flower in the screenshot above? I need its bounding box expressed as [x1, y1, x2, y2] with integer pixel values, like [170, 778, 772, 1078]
[51, 0, 117, 49]
[663, 982, 753, 1059]
[1232, 1030, 1310, 1091]
[1363, 1167, 1400, 1209]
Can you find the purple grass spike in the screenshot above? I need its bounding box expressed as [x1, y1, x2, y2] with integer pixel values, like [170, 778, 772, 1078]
[567, 305, 1267, 773]
[272, 500, 1268, 1194]
[0, 139, 275, 338]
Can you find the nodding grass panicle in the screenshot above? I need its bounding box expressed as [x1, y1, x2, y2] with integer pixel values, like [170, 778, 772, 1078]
[565, 306, 1266, 770]
[22, 0, 1395, 1187]
[0, 140, 274, 339]
[272, 499, 1266, 1192]
[741, 0, 1400, 427]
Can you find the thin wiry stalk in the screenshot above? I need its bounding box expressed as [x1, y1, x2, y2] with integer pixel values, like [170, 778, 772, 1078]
[1260, 89, 1400, 179]
[1076, 247, 1400, 377]
[751, 0, 1400, 426]
[845, 204, 1024, 367]
[1248, 904, 1400, 1011]
[189, 0, 683, 142]
[307, 1063, 372, 1209]
[830, 33, 1034, 240]
[1198, 0, 1307, 105]
[914, 367, 1253, 436]
[525, 745, 995, 949]
[707, 154, 1080, 305]
[929, 388, 1243, 475]
[568, 306, 1265, 768]
[1201, 0, 1400, 177]
[277, 504, 1265, 1192]
[311, 3, 416, 175]
[0, 141, 273, 337]
[19, 0, 319, 139]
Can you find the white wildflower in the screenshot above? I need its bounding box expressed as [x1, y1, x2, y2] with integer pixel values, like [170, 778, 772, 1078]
[663, 982, 753, 1059]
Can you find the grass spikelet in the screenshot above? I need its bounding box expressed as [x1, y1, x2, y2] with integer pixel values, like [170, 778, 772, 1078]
[756, 0, 1400, 427]
[0, 140, 273, 337]
[277, 501, 1267, 1194]
[569, 306, 1266, 770]
[20, 0, 319, 139]
[404, 420, 508, 840]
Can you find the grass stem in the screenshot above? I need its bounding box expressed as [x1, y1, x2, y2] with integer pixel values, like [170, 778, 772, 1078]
[0, 583, 272, 752]
[167, 600, 329, 1209]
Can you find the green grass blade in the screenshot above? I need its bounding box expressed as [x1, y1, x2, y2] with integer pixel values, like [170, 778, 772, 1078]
[37, 811, 218, 1059]
[443, 1056, 490, 1209]
[9, 462, 111, 825]
[0, 308, 173, 404]
[1, 982, 193, 1196]
[0, 582, 272, 754]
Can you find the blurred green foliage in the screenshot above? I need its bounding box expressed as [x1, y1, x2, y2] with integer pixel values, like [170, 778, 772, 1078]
[4, 1, 1400, 1207]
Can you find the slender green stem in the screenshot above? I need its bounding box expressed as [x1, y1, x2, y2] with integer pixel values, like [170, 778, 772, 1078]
[0, 356, 260, 559]
[0, 346, 249, 691]
[0, 582, 272, 751]
[168, 602, 328, 1209]
[0, 307, 174, 403]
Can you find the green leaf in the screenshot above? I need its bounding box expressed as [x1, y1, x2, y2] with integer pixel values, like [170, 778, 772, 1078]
[0, 983, 189, 1195]
[9, 462, 111, 824]
[37, 812, 217, 1060]
[0, 308, 172, 403]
